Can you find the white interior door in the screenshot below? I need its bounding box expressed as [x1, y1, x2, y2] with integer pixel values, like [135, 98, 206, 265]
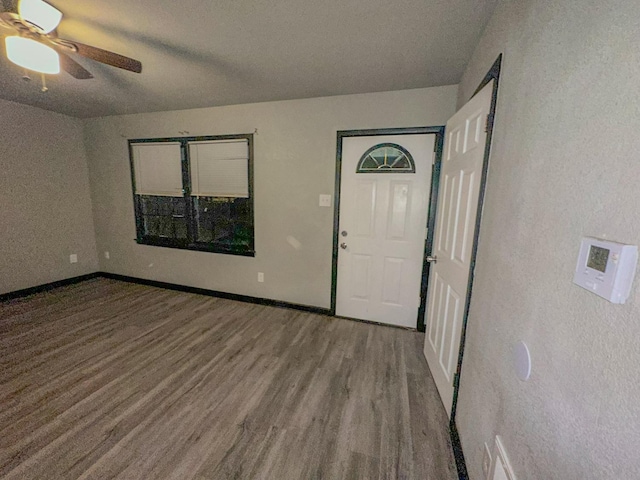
[423, 80, 494, 417]
[336, 134, 435, 328]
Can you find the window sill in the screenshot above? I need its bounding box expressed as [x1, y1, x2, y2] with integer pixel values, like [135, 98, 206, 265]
[135, 238, 255, 257]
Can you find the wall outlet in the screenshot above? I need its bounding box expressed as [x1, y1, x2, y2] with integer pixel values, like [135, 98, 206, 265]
[258, 272, 264, 282]
[104, 251, 110, 259]
[319, 194, 332, 207]
[69, 254, 78, 264]
[482, 442, 492, 478]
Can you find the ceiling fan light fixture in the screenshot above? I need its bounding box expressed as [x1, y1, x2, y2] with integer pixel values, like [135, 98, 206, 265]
[5, 36, 60, 74]
[18, 0, 62, 34]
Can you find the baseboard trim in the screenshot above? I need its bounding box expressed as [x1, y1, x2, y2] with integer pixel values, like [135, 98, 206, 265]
[450, 420, 469, 479]
[2, 271, 409, 321]
[0, 273, 101, 302]
[98, 272, 332, 315]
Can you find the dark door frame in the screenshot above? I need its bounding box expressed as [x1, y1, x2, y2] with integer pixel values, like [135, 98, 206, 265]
[331, 126, 445, 331]
[449, 54, 503, 480]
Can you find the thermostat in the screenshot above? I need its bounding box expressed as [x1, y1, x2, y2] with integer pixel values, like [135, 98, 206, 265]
[573, 237, 638, 304]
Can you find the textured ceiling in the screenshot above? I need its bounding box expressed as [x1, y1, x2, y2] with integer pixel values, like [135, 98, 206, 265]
[0, 0, 497, 118]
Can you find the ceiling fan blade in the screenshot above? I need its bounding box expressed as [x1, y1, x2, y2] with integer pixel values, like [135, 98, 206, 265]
[59, 51, 94, 79]
[64, 40, 142, 74]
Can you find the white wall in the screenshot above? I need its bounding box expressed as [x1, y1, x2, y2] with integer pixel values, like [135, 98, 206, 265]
[0, 99, 98, 294]
[83, 86, 457, 308]
[455, 1, 640, 478]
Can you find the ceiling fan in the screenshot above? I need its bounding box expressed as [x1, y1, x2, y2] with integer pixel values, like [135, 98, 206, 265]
[0, 0, 141, 84]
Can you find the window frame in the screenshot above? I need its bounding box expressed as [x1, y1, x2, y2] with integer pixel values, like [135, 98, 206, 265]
[356, 142, 416, 173]
[128, 133, 255, 257]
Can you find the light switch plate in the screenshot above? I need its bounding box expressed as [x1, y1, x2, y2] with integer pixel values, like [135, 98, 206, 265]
[482, 442, 492, 478]
[489, 436, 516, 480]
[319, 194, 332, 207]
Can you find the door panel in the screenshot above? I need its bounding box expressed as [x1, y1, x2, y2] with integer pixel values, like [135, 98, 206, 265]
[464, 109, 485, 153]
[354, 181, 376, 236]
[387, 182, 411, 239]
[382, 257, 404, 305]
[427, 273, 444, 349]
[453, 169, 476, 265]
[350, 254, 372, 299]
[336, 134, 435, 328]
[440, 285, 461, 377]
[424, 80, 494, 416]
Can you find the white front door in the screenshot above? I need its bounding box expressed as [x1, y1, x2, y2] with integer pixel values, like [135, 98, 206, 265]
[423, 80, 494, 417]
[336, 134, 435, 328]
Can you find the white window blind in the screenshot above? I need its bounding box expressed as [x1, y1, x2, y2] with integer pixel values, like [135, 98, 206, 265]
[131, 143, 183, 197]
[189, 140, 249, 198]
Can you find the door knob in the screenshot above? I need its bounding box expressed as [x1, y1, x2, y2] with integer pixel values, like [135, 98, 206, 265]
[341, 230, 348, 237]
[426, 255, 437, 263]
[340, 243, 348, 250]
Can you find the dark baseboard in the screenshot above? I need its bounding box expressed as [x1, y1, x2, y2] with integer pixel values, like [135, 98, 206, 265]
[0, 273, 101, 303]
[0, 270, 332, 316]
[450, 420, 469, 479]
[333, 314, 415, 331]
[3, 271, 417, 323]
[98, 272, 332, 315]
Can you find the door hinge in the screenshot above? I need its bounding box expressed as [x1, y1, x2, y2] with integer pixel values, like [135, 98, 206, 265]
[431, 151, 436, 165]
[484, 113, 494, 133]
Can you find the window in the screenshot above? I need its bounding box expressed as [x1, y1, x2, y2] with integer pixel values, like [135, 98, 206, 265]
[129, 134, 254, 256]
[356, 143, 416, 173]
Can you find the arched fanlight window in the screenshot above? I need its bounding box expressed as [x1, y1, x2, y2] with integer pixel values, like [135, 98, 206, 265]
[356, 143, 416, 173]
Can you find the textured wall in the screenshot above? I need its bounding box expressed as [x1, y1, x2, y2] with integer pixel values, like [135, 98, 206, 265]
[455, 1, 640, 478]
[83, 86, 457, 308]
[0, 99, 98, 294]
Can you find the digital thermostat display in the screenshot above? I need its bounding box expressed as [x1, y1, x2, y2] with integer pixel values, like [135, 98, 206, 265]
[573, 237, 638, 304]
[587, 245, 609, 273]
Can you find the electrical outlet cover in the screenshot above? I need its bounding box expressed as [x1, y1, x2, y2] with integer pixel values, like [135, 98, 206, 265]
[319, 194, 332, 207]
[69, 254, 78, 264]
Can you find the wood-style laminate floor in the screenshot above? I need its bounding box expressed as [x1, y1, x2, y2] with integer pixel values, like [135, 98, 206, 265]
[0, 278, 457, 480]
